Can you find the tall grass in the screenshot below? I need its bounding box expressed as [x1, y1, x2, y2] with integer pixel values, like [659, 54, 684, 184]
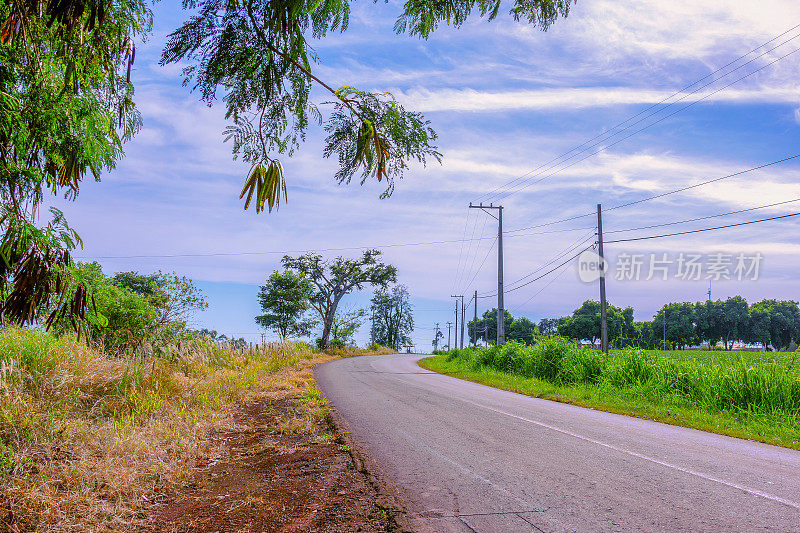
[0, 326, 321, 531]
[444, 339, 800, 418]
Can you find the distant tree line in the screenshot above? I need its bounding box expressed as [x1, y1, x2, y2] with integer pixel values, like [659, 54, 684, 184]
[467, 296, 800, 351]
[552, 297, 800, 351]
[468, 309, 539, 346]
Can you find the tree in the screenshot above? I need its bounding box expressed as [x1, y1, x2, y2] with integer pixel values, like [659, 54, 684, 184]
[538, 317, 559, 336]
[432, 327, 443, 351]
[255, 270, 315, 339]
[507, 317, 539, 345]
[282, 250, 396, 349]
[113, 270, 208, 326]
[370, 285, 414, 349]
[469, 308, 513, 345]
[720, 296, 748, 350]
[49, 262, 160, 351]
[161, 0, 573, 211]
[695, 300, 725, 348]
[0, 1, 151, 328]
[631, 321, 658, 349]
[745, 302, 772, 350]
[654, 303, 697, 349]
[745, 299, 800, 351]
[329, 308, 367, 347]
[555, 300, 632, 346]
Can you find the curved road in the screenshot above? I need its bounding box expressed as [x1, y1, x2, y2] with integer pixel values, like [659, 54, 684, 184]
[314, 353, 800, 532]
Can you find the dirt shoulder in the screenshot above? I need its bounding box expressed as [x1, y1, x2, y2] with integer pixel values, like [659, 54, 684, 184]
[147, 355, 403, 533]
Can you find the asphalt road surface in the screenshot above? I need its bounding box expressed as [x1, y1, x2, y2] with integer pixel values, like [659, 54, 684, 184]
[314, 353, 800, 532]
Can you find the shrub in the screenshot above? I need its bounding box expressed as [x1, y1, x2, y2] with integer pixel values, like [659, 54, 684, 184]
[440, 337, 800, 418]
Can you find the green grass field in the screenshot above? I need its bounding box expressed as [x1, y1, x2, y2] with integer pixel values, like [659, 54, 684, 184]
[420, 339, 800, 450]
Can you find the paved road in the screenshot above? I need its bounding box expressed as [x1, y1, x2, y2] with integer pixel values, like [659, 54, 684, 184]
[314, 353, 800, 532]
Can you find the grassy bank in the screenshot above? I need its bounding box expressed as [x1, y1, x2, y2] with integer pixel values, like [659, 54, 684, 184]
[420, 338, 800, 450]
[0, 327, 356, 531]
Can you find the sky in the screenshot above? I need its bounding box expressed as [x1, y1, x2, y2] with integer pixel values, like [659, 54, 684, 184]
[51, 0, 800, 349]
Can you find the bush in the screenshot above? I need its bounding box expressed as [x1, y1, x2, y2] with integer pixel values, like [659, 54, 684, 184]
[442, 337, 800, 417]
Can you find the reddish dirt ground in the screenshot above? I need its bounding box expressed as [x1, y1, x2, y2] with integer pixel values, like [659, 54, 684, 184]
[149, 397, 400, 533]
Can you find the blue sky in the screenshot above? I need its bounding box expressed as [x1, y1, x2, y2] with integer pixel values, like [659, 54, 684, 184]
[52, 0, 800, 348]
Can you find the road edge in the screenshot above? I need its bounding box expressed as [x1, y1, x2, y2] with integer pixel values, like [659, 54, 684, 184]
[314, 362, 414, 532]
[418, 355, 800, 451]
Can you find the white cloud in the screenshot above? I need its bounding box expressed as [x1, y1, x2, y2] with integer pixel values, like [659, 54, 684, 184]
[397, 85, 800, 113]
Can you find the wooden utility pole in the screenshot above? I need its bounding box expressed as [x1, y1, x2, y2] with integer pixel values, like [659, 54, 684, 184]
[451, 295, 464, 349]
[446, 321, 452, 350]
[468, 203, 505, 346]
[473, 290, 478, 347]
[597, 203, 608, 354]
[460, 298, 466, 349]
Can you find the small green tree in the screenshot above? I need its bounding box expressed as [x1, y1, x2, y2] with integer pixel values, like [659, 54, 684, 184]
[654, 303, 697, 349]
[695, 300, 724, 347]
[745, 299, 800, 351]
[329, 308, 367, 347]
[370, 285, 414, 349]
[721, 296, 749, 350]
[507, 317, 539, 345]
[49, 262, 160, 351]
[537, 317, 560, 336]
[255, 270, 315, 340]
[112, 270, 208, 327]
[556, 300, 632, 346]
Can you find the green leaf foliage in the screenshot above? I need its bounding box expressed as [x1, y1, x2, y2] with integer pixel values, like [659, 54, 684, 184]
[370, 285, 413, 349]
[255, 269, 316, 339]
[282, 249, 396, 349]
[162, 0, 573, 209]
[0, 1, 152, 328]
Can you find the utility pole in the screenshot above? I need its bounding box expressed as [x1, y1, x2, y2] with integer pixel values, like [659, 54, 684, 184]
[597, 204, 608, 354]
[433, 323, 441, 352]
[370, 308, 376, 346]
[451, 295, 464, 349]
[473, 290, 478, 347]
[446, 321, 452, 350]
[460, 298, 466, 349]
[469, 203, 505, 346]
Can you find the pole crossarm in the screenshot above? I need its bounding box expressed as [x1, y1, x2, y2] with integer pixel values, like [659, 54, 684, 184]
[468, 202, 505, 346]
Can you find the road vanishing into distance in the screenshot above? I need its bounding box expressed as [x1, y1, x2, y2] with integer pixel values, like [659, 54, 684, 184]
[314, 354, 800, 532]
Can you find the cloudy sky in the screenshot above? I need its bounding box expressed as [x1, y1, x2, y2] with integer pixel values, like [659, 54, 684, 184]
[53, 0, 800, 348]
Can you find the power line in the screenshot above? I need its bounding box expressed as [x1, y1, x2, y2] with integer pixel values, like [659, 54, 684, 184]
[451, 210, 473, 294]
[479, 245, 594, 298]
[461, 236, 497, 294]
[502, 231, 596, 292]
[474, 23, 800, 203]
[484, 36, 800, 203]
[605, 211, 800, 244]
[605, 154, 800, 213]
[76, 226, 594, 260]
[606, 197, 800, 234]
[504, 152, 800, 233]
[509, 256, 575, 314]
[456, 213, 489, 294]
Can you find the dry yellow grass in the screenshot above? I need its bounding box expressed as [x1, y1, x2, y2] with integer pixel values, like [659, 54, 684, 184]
[0, 328, 350, 532]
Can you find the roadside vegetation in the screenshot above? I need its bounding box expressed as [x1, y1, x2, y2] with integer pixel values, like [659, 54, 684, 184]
[471, 296, 800, 351]
[0, 327, 321, 531]
[0, 257, 397, 531]
[422, 337, 800, 449]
